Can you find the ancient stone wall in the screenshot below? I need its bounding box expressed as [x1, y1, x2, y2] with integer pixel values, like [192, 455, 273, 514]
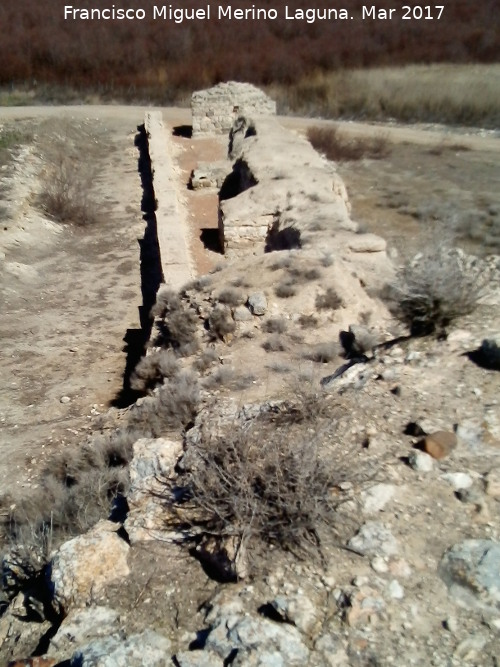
[191, 81, 276, 137]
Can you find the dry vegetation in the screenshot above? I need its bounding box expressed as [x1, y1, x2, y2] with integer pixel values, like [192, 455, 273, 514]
[307, 126, 391, 162]
[165, 392, 371, 561]
[36, 121, 107, 225]
[1, 2, 499, 125]
[273, 64, 500, 127]
[387, 243, 485, 337]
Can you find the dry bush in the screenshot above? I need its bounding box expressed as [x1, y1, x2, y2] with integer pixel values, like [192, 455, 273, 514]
[1, 429, 136, 558]
[263, 317, 288, 334]
[208, 305, 236, 339]
[299, 314, 318, 329]
[193, 347, 220, 373]
[169, 391, 366, 559]
[270, 256, 292, 271]
[217, 287, 246, 307]
[316, 287, 344, 310]
[36, 123, 103, 226]
[130, 349, 179, 392]
[129, 371, 200, 435]
[39, 153, 98, 225]
[275, 281, 297, 299]
[203, 367, 255, 390]
[153, 289, 199, 355]
[307, 126, 390, 162]
[151, 288, 181, 319]
[305, 342, 339, 363]
[262, 335, 287, 352]
[388, 245, 484, 336]
[287, 266, 322, 283]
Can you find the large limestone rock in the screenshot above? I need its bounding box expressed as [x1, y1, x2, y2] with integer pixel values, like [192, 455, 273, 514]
[124, 437, 184, 543]
[69, 629, 171, 666]
[191, 82, 276, 137]
[439, 540, 500, 612]
[47, 521, 129, 615]
[48, 606, 121, 660]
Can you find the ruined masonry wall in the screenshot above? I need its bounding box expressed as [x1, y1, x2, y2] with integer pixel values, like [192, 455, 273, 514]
[191, 81, 276, 137]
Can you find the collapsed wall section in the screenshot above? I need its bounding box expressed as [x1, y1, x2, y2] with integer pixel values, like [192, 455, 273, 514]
[218, 117, 354, 254]
[191, 81, 276, 137]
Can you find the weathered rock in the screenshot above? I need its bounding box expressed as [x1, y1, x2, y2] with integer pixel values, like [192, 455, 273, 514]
[247, 291, 267, 316]
[0, 594, 52, 665]
[422, 431, 457, 459]
[387, 579, 404, 599]
[360, 484, 396, 514]
[204, 613, 309, 665]
[485, 468, 500, 498]
[348, 521, 399, 557]
[348, 234, 387, 253]
[190, 162, 229, 189]
[7, 659, 57, 667]
[345, 586, 385, 626]
[175, 651, 223, 667]
[269, 592, 322, 636]
[314, 634, 349, 666]
[48, 521, 129, 615]
[340, 324, 378, 357]
[439, 540, 500, 612]
[233, 304, 253, 322]
[125, 437, 184, 543]
[69, 630, 171, 666]
[441, 472, 474, 490]
[47, 607, 120, 659]
[2, 545, 46, 599]
[408, 450, 434, 472]
[229, 115, 256, 160]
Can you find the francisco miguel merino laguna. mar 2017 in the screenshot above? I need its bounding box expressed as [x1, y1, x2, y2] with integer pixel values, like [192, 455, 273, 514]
[63, 5, 446, 23]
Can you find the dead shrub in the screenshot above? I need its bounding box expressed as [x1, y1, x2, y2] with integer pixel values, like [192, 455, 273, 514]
[169, 405, 359, 559]
[388, 245, 484, 336]
[299, 314, 318, 329]
[316, 287, 344, 311]
[37, 124, 102, 226]
[275, 281, 297, 299]
[151, 288, 181, 319]
[152, 289, 199, 355]
[305, 342, 339, 363]
[129, 371, 200, 435]
[209, 305, 236, 339]
[193, 347, 220, 373]
[217, 287, 246, 307]
[39, 155, 98, 225]
[307, 126, 391, 162]
[263, 317, 288, 334]
[1, 429, 136, 558]
[287, 266, 322, 283]
[130, 349, 179, 392]
[203, 367, 255, 390]
[262, 335, 287, 352]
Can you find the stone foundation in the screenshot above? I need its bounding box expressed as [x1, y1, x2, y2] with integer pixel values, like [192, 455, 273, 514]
[191, 81, 276, 137]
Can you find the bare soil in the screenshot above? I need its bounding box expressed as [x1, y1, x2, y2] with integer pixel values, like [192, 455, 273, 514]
[1, 107, 499, 500]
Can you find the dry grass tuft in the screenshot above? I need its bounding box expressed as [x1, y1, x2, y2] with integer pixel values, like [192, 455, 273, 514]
[388, 244, 484, 337]
[130, 349, 179, 392]
[316, 287, 344, 311]
[275, 281, 297, 299]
